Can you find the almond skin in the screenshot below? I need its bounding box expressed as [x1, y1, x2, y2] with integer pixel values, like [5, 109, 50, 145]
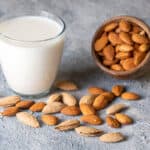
[1, 106, 19, 116]
[41, 115, 58, 125]
[132, 33, 149, 44]
[121, 92, 140, 100]
[115, 113, 133, 125]
[29, 102, 46, 112]
[88, 87, 105, 95]
[16, 100, 34, 109]
[121, 58, 136, 71]
[106, 116, 121, 128]
[80, 115, 103, 125]
[79, 95, 95, 105]
[61, 106, 81, 116]
[101, 92, 115, 102]
[119, 32, 132, 45]
[108, 32, 122, 46]
[119, 20, 131, 32]
[80, 104, 96, 115]
[118, 44, 133, 52]
[134, 51, 146, 65]
[104, 22, 118, 32]
[103, 44, 115, 60]
[115, 52, 131, 60]
[112, 85, 124, 96]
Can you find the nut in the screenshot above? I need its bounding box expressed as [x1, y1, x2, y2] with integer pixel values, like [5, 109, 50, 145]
[106, 116, 121, 128]
[61, 106, 81, 116]
[112, 85, 124, 96]
[80, 104, 96, 115]
[29, 102, 46, 112]
[41, 115, 58, 125]
[121, 92, 140, 100]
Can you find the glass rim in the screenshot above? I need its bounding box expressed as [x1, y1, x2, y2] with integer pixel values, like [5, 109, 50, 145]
[0, 12, 66, 43]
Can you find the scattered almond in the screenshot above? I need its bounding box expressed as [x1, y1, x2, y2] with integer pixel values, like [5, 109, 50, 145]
[80, 104, 96, 115]
[106, 116, 121, 128]
[29, 102, 46, 112]
[47, 93, 62, 104]
[1, 106, 19, 116]
[79, 95, 95, 105]
[61, 106, 81, 116]
[88, 86, 105, 95]
[112, 85, 124, 96]
[121, 92, 140, 100]
[101, 92, 115, 102]
[16, 100, 34, 109]
[41, 115, 58, 125]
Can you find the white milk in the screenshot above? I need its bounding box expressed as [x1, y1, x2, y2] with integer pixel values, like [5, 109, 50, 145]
[0, 16, 65, 95]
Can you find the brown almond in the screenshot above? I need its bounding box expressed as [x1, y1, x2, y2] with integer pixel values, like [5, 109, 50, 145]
[41, 114, 58, 125]
[101, 92, 115, 102]
[119, 20, 131, 32]
[112, 85, 124, 96]
[121, 58, 136, 71]
[79, 95, 95, 105]
[108, 32, 122, 46]
[16, 100, 34, 109]
[119, 32, 132, 45]
[104, 22, 118, 32]
[88, 86, 105, 95]
[1, 106, 19, 116]
[103, 45, 115, 60]
[121, 92, 140, 100]
[93, 95, 109, 110]
[115, 27, 121, 33]
[106, 116, 121, 128]
[115, 52, 131, 60]
[103, 59, 118, 66]
[115, 113, 133, 125]
[94, 33, 108, 52]
[80, 104, 96, 115]
[134, 51, 146, 65]
[55, 80, 78, 91]
[118, 44, 133, 52]
[80, 114, 103, 125]
[111, 64, 124, 71]
[132, 33, 149, 44]
[61, 106, 81, 116]
[132, 26, 142, 33]
[29, 102, 46, 112]
[47, 93, 62, 104]
[139, 44, 150, 52]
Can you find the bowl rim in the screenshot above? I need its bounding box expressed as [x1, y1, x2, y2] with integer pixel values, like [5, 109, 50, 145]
[91, 15, 150, 76]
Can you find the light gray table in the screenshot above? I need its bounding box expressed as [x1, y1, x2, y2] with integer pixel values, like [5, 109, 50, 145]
[0, 0, 150, 150]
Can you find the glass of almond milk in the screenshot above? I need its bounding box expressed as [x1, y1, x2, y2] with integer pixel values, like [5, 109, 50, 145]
[0, 11, 65, 96]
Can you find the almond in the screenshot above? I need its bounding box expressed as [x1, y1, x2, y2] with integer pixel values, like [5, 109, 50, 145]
[29, 102, 46, 112]
[111, 64, 124, 71]
[108, 32, 122, 46]
[16, 100, 34, 109]
[132, 33, 149, 44]
[61, 92, 77, 106]
[115, 52, 131, 59]
[101, 92, 115, 102]
[119, 32, 132, 45]
[112, 85, 124, 96]
[121, 92, 140, 100]
[115, 113, 133, 124]
[61, 106, 81, 116]
[1, 106, 19, 116]
[42, 102, 66, 114]
[93, 95, 109, 110]
[121, 58, 136, 70]
[139, 44, 150, 52]
[47, 93, 62, 104]
[119, 20, 131, 32]
[55, 119, 80, 131]
[79, 95, 95, 105]
[134, 51, 146, 65]
[103, 44, 115, 60]
[94, 33, 108, 51]
[103, 59, 118, 66]
[104, 22, 118, 32]
[55, 80, 78, 91]
[115, 27, 121, 33]
[75, 126, 103, 137]
[118, 44, 133, 52]
[80, 104, 96, 115]
[0, 96, 21, 107]
[41, 115, 58, 125]
[106, 116, 121, 128]
[100, 132, 125, 143]
[80, 114, 103, 125]
[132, 26, 142, 33]
[16, 112, 40, 128]
[106, 103, 127, 115]
[88, 86, 105, 95]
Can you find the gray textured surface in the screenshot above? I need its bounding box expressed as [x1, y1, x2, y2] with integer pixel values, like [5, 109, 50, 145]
[0, 0, 150, 150]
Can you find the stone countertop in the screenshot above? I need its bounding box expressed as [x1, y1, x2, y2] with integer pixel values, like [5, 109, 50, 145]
[0, 0, 150, 150]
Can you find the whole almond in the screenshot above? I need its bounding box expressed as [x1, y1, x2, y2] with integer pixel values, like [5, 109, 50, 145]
[80, 104, 96, 115]
[101, 92, 115, 102]
[79, 95, 95, 105]
[61, 92, 77, 106]
[61, 106, 81, 116]
[104, 22, 118, 32]
[119, 20, 131, 32]
[55, 119, 80, 131]
[112, 85, 124, 96]
[106, 116, 121, 128]
[115, 52, 131, 60]
[111, 64, 124, 71]
[1, 106, 19, 116]
[0, 96, 21, 107]
[121, 58, 136, 70]
[115, 113, 133, 124]
[108, 32, 122, 46]
[88, 86, 105, 95]
[134, 51, 146, 65]
[93, 95, 109, 110]
[119, 32, 132, 45]
[118, 44, 133, 52]
[100, 132, 125, 143]
[106, 103, 127, 115]
[121, 92, 140, 100]
[80, 114, 103, 125]
[75, 126, 103, 137]
[16, 112, 40, 128]
[103, 59, 118, 66]
[55, 80, 78, 91]
[94, 32, 108, 52]
[47, 93, 62, 104]
[41, 115, 58, 125]
[103, 44, 115, 60]
[29, 102, 46, 112]
[132, 26, 142, 33]
[16, 100, 34, 109]
[139, 44, 150, 52]
[42, 102, 66, 114]
[132, 33, 149, 44]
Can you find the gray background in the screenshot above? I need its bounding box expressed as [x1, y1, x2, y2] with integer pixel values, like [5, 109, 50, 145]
[0, 0, 150, 150]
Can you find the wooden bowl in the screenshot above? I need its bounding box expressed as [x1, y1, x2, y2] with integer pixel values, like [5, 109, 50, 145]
[91, 15, 150, 79]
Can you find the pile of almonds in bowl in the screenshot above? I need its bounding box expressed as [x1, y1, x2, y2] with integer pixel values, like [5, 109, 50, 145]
[0, 80, 141, 143]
